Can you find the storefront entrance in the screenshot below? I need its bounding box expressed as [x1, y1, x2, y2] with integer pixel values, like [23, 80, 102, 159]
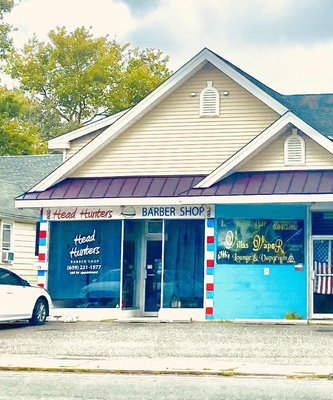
[311, 211, 333, 318]
[122, 219, 204, 316]
[122, 220, 163, 315]
[312, 239, 333, 316]
[144, 240, 162, 312]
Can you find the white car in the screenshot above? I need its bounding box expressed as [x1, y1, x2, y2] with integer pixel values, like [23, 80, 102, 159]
[0, 267, 52, 325]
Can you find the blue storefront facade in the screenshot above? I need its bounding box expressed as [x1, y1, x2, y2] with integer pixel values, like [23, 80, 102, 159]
[211, 204, 308, 320]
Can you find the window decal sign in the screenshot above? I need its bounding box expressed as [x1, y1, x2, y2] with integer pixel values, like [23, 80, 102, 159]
[67, 229, 101, 276]
[48, 220, 121, 306]
[217, 219, 304, 265]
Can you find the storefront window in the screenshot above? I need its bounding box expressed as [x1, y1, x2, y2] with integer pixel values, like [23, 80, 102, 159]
[312, 212, 333, 235]
[48, 220, 122, 308]
[163, 220, 204, 308]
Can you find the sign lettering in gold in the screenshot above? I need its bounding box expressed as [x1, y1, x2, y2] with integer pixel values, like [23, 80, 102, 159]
[217, 219, 304, 265]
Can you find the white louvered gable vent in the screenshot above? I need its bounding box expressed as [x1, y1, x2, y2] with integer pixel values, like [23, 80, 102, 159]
[284, 129, 305, 165]
[200, 81, 219, 117]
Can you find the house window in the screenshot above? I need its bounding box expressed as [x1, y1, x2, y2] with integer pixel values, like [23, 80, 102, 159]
[2, 223, 12, 251]
[1, 222, 14, 263]
[200, 81, 219, 117]
[284, 129, 305, 165]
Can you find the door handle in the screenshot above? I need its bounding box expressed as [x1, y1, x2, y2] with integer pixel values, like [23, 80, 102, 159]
[6, 292, 13, 294]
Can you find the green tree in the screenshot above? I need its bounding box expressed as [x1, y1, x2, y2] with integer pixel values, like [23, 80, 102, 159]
[7, 26, 171, 139]
[0, 86, 46, 155]
[0, 0, 14, 59]
[0, 1, 45, 155]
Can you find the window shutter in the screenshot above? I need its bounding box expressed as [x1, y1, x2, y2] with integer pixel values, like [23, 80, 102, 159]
[200, 81, 219, 116]
[284, 130, 305, 165]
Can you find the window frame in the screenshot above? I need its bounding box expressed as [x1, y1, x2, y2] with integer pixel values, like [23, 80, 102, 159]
[1, 221, 12, 252]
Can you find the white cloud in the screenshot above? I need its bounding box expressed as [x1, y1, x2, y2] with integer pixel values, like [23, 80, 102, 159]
[5, 0, 138, 45]
[236, 41, 333, 94]
[3, 0, 333, 94]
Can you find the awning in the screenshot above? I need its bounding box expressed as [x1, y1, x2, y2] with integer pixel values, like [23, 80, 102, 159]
[15, 171, 333, 207]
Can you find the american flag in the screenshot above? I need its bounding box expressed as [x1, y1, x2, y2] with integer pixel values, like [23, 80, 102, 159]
[314, 241, 333, 295]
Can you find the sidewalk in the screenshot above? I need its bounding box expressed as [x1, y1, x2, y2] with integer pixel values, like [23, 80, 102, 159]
[0, 320, 333, 378]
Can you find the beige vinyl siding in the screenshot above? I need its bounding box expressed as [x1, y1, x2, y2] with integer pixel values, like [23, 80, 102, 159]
[240, 131, 333, 171]
[10, 221, 37, 284]
[66, 131, 101, 160]
[73, 63, 279, 177]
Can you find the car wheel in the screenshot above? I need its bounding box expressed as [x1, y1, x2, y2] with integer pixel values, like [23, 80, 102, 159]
[30, 298, 48, 325]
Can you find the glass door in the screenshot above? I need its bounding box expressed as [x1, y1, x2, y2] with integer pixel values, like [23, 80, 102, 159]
[144, 240, 162, 312]
[122, 220, 143, 311]
[312, 239, 333, 315]
[122, 240, 136, 309]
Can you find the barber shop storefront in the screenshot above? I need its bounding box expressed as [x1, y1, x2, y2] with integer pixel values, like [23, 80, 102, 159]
[35, 200, 333, 322]
[39, 205, 212, 320]
[25, 197, 333, 322]
[23, 177, 333, 322]
[15, 48, 333, 321]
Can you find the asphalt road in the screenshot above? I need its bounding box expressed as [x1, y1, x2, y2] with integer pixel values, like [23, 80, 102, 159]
[0, 321, 333, 366]
[0, 371, 333, 400]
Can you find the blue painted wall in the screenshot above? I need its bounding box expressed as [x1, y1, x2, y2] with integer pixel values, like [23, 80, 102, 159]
[213, 204, 308, 319]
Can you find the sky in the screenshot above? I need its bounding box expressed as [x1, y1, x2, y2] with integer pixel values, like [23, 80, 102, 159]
[4, 0, 333, 94]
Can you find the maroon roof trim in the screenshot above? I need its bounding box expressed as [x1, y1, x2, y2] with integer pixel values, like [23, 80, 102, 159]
[17, 171, 333, 201]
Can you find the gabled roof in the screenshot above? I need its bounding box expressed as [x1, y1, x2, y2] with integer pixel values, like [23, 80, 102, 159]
[0, 155, 62, 220]
[283, 94, 333, 137]
[197, 111, 333, 188]
[212, 49, 333, 137]
[18, 48, 333, 195]
[30, 47, 291, 193]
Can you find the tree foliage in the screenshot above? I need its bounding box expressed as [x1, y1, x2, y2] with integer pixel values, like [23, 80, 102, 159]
[0, 86, 46, 155]
[0, 0, 14, 59]
[7, 26, 171, 139]
[0, 1, 46, 155]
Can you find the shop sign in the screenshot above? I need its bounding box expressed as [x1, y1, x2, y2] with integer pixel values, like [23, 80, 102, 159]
[217, 218, 304, 265]
[43, 205, 214, 221]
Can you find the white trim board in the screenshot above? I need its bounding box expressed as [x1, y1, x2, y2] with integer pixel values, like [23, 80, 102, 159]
[196, 112, 333, 188]
[32, 48, 289, 193]
[15, 193, 333, 209]
[48, 109, 129, 150]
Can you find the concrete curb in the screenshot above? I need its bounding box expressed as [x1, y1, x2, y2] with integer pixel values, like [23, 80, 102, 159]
[0, 365, 332, 380]
[0, 356, 332, 379]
